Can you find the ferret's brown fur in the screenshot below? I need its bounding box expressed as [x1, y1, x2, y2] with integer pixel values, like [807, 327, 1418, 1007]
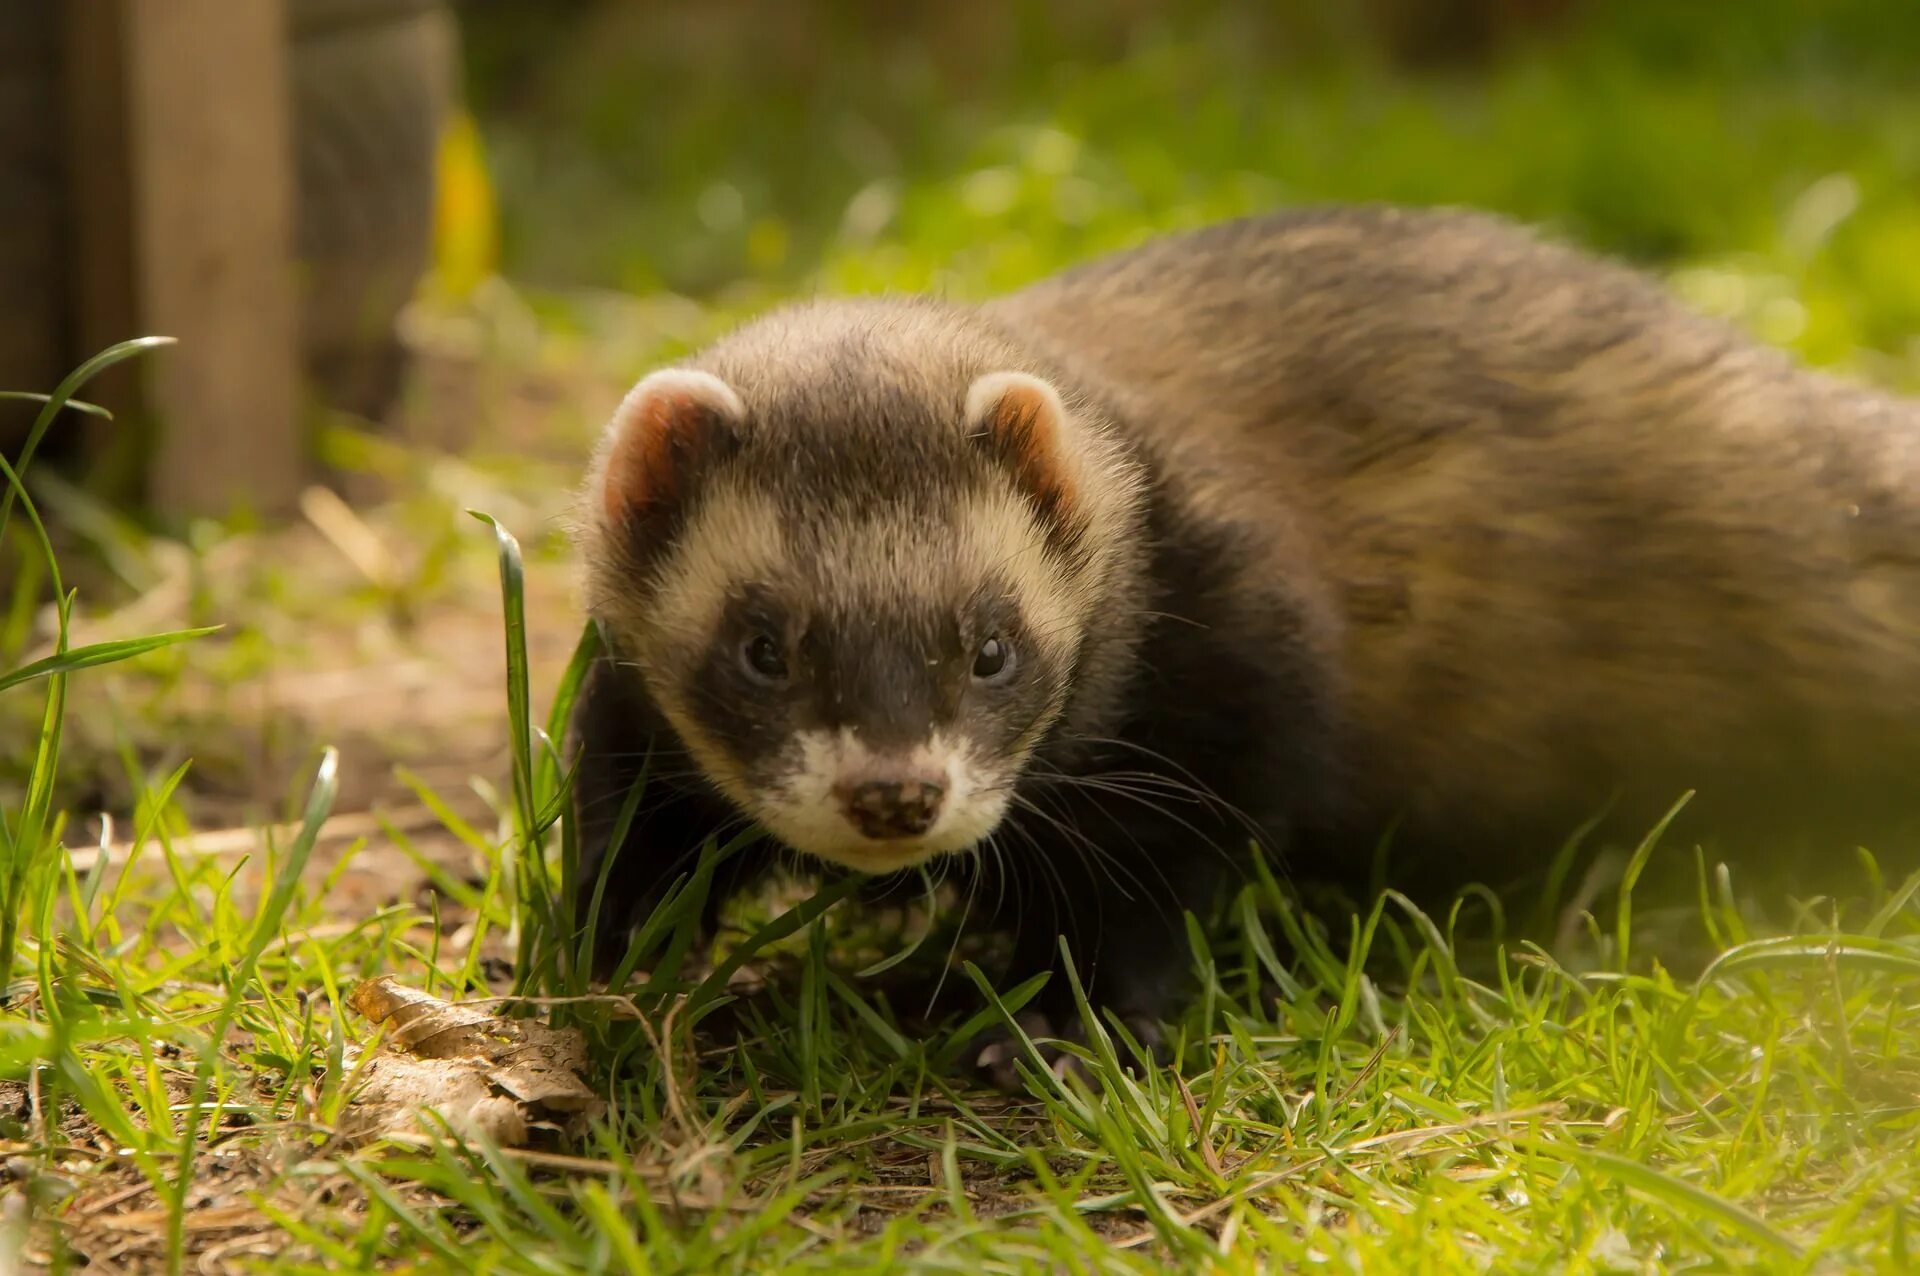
[988, 205, 1920, 860]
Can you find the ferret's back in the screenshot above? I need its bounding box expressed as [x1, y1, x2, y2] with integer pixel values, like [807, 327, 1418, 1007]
[993, 205, 1920, 851]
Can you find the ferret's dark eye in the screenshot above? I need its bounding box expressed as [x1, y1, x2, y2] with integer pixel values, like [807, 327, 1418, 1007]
[972, 635, 1013, 682]
[742, 633, 788, 682]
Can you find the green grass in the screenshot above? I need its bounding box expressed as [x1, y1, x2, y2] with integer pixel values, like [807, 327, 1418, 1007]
[470, 0, 1920, 390]
[5, 348, 1919, 1273]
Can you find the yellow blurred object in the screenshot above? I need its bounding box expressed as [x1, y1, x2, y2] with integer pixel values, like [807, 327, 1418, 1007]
[746, 216, 791, 274]
[431, 110, 499, 301]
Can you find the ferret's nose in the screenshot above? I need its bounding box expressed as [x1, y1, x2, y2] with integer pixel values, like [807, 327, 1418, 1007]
[835, 776, 946, 840]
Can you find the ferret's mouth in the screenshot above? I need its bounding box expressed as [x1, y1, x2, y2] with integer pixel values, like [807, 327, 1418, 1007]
[745, 787, 1012, 876]
[756, 809, 1005, 874]
[737, 729, 1013, 874]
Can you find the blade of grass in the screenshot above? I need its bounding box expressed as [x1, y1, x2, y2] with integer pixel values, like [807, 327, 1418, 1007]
[1616, 792, 1691, 969]
[1697, 934, 1920, 983]
[0, 391, 111, 418]
[689, 872, 865, 1018]
[0, 626, 219, 693]
[469, 510, 550, 991]
[0, 336, 174, 542]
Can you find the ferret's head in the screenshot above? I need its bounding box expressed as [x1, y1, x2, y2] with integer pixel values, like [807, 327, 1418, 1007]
[578, 300, 1144, 873]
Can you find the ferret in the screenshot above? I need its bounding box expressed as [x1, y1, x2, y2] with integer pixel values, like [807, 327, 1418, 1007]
[568, 204, 1920, 1080]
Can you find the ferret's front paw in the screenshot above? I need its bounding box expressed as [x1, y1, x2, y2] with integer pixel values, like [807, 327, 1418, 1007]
[967, 1009, 1166, 1092]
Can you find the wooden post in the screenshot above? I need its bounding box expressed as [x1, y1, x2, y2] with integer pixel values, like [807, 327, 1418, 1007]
[0, 6, 66, 405]
[67, 0, 305, 520]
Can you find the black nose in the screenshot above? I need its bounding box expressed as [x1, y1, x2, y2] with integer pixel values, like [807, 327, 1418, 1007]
[835, 777, 946, 839]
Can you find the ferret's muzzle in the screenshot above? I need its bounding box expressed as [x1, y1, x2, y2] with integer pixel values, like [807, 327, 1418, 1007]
[755, 728, 1010, 871]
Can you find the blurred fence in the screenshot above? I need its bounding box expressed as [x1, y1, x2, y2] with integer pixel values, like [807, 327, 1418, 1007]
[0, 0, 452, 519]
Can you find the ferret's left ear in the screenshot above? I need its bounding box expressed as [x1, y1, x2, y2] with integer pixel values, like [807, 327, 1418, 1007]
[966, 370, 1079, 529]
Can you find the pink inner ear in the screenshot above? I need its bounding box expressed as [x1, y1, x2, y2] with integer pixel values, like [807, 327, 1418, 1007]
[986, 381, 1076, 524]
[602, 385, 705, 529]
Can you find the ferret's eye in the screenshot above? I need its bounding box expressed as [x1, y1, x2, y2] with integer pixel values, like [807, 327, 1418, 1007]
[742, 633, 789, 683]
[971, 635, 1013, 682]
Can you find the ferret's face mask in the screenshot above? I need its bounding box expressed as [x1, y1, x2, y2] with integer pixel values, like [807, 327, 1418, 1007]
[584, 366, 1117, 871]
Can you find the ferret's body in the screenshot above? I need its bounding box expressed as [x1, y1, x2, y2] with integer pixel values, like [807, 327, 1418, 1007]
[570, 206, 1920, 1069]
[992, 206, 1920, 865]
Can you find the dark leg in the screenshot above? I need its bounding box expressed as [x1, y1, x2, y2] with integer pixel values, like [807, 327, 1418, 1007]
[568, 657, 767, 976]
[968, 798, 1239, 1087]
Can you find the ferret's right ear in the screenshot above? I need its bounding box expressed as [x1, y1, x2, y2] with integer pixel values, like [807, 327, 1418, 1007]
[966, 370, 1080, 531]
[598, 369, 745, 533]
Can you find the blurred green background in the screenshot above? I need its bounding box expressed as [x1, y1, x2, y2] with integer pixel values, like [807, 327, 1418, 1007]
[9, 0, 1920, 821]
[454, 0, 1920, 386]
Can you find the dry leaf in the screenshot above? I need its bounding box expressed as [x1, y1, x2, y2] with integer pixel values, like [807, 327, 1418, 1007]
[342, 976, 604, 1146]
